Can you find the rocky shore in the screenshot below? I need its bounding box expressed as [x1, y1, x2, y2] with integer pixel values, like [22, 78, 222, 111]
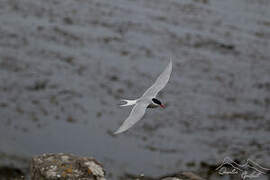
[2, 153, 205, 180]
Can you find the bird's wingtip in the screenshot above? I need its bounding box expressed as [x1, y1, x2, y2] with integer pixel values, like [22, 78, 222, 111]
[113, 128, 125, 135]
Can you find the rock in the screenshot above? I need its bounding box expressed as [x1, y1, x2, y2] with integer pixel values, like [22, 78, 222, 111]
[122, 171, 205, 180]
[160, 172, 205, 180]
[31, 153, 105, 180]
[30, 153, 204, 180]
[0, 166, 25, 180]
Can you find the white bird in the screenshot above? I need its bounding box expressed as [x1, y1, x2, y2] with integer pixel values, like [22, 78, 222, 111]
[114, 58, 172, 134]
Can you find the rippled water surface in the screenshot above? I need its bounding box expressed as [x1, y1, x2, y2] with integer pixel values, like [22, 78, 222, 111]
[0, 0, 270, 179]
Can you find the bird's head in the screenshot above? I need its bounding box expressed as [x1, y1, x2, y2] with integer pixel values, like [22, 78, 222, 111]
[152, 98, 165, 108]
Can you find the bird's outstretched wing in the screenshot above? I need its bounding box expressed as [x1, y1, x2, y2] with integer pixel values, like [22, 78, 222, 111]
[142, 58, 172, 98]
[114, 102, 148, 134]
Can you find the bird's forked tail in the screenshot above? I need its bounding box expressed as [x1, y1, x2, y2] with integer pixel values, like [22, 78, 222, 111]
[120, 99, 137, 106]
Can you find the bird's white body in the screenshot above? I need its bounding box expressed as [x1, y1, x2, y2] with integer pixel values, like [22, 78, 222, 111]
[121, 97, 160, 108]
[114, 58, 172, 134]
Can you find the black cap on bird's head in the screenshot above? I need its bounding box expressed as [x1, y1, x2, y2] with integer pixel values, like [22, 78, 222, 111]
[152, 98, 165, 108]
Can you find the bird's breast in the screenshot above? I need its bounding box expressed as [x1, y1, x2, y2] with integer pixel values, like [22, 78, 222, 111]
[147, 103, 159, 108]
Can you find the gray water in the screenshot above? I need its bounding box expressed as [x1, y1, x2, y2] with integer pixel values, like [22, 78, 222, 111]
[0, 0, 270, 179]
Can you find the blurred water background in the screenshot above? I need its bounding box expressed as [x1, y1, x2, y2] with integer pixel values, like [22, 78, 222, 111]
[0, 0, 270, 179]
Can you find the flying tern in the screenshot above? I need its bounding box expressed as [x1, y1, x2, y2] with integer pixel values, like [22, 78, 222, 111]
[114, 58, 172, 134]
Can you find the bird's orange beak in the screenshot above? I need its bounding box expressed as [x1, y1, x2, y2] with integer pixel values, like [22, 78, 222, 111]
[160, 104, 165, 108]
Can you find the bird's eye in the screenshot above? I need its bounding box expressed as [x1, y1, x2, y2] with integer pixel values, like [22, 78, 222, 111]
[152, 98, 161, 105]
